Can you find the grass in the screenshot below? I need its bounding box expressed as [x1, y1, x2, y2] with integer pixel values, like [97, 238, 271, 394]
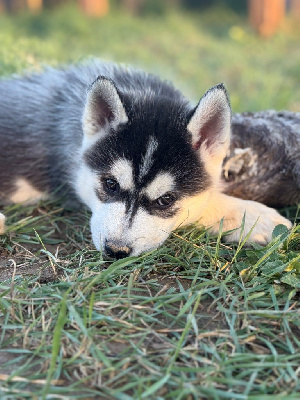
[1, 201, 300, 399]
[0, 3, 300, 111]
[0, 3, 300, 399]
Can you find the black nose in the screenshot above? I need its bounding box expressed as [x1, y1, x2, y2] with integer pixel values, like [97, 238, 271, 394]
[104, 241, 132, 259]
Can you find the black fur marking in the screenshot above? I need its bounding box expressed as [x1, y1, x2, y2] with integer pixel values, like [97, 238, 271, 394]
[95, 185, 179, 220]
[140, 195, 179, 218]
[85, 87, 211, 203]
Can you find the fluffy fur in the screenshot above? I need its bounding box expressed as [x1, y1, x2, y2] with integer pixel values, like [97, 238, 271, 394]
[223, 111, 300, 207]
[0, 61, 292, 258]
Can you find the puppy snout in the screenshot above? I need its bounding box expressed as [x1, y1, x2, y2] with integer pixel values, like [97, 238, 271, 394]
[104, 241, 132, 259]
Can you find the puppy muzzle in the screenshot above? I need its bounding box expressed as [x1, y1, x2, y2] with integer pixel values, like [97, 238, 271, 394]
[104, 240, 132, 259]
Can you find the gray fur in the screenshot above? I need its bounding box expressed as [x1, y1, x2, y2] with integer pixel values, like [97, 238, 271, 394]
[0, 61, 188, 202]
[222, 111, 300, 207]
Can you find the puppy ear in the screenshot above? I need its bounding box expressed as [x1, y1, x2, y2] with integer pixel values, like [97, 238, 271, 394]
[82, 76, 128, 137]
[187, 83, 231, 161]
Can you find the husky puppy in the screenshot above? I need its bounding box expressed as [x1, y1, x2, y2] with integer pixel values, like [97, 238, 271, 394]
[0, 62, 292, 258]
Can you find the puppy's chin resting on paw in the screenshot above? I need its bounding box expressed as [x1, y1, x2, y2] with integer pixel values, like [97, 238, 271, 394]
[0, 61, 295, 257]
[0, 213, 6, 234]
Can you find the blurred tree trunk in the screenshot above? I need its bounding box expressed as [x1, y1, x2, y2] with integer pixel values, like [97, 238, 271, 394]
[0, 0, 44, 12]
[291, 0, 300, 18]
[79, 0, 109, 16]
[43, 0, 65, 8]
[122, 0, 143, 15]
[27, 0, 42, 11]
[0, 0, 27, 12]
[249, 0, 286, 37]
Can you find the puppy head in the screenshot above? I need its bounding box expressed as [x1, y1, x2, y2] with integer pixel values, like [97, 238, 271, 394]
[77, 77, 231, 258]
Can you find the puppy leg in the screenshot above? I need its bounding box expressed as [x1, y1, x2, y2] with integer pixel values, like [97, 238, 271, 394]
[0, 213, 6, 234]
[199, 192, 292, 245]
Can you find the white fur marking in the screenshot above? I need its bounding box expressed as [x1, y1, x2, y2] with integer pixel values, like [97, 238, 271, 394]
[139, 136, 158, 180]
[111, 159, 134, 191]
[75, 164, 99, 210]
[0, 213, 6, 234]
[144, 172, 175, 200]
[9, 179, 47, 204]
[81, 127, 108, 152]
[90, 202, 178, 256]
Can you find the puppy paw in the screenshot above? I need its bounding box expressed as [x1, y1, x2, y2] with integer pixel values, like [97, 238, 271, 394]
[0, 213, 6, 234]
[221, 200, 292, 246]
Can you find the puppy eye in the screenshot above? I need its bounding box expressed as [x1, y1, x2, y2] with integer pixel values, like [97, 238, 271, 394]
[104, 178, 119, 193]
[156, 192, 176, 207]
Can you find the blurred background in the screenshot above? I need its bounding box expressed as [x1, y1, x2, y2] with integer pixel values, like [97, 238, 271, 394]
[0, 0, 299, 112]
